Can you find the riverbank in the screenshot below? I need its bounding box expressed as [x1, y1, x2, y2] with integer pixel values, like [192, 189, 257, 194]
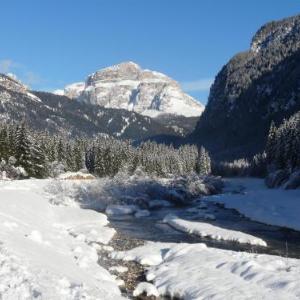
[97, 231, 146, 298]
[111, 241, 300, 299]
[205, 178, 300, 231]
[0, 179, 124, 299]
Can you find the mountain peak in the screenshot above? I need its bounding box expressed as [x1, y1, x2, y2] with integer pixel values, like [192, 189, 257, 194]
[58, 63, 204, 118]
[251, 14, 300, 53]
[97, 61, 141, 74]
[88, 61, 142, 83]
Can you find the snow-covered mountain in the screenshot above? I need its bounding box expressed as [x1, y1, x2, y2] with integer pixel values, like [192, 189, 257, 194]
[0, 73, 42, 106]
[56, 62, 204, 118]
[0, 73, 188, 140]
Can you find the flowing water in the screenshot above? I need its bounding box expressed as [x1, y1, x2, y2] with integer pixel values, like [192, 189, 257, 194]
[109, 197, 300, 259]
[103, 186, 300, 298]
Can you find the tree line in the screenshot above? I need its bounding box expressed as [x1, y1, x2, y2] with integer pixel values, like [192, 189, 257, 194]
[214, 110, 300, 178]
[266, 112, 300, 172]
[0, 122, 212, 179]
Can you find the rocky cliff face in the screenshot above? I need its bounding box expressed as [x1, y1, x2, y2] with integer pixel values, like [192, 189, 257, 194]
[0, 74, 28, 93]
[57, 62, 204, 118]
[192, 14, 300, 160]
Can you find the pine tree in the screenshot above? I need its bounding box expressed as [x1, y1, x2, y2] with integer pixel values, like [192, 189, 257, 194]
[65, 143, 74, 171]
[196, 146, 211, 176]
[85, 146, 96, 173]
[0, 127, 9, 161]
[56, 139, 66, 163]
[265, 112, 300, 172]
[14, 123, 32, 177]
[94, 144, 107, 177]
[29, 138, 47, 178]
[266, 121, 277, 165]
[73, 139, 84, 171]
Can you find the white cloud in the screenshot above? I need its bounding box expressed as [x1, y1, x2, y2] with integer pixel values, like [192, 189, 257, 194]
[0, 59, 18, 73]
[0, 58, 43, 88]
[181, 78, 214, 92]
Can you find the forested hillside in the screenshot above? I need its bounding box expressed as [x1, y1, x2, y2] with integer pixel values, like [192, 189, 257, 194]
[192, 14, 300, 160]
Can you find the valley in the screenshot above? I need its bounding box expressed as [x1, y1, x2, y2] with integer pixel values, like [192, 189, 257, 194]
[1, 5, 300, 300]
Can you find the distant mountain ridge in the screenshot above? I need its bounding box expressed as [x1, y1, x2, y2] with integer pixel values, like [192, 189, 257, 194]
[0, 73, 196, 140]
[192, 14, 300, 160]
[55, 61, 204, 118]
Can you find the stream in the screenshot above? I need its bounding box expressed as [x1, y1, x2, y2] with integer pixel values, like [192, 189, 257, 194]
[108, 196, 300, 259]
[100, 184, 300, 298]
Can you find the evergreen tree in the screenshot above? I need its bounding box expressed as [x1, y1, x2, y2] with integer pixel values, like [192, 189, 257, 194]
[0, 127, 9, 161]
[85, 146, 96, 173]
[265, 111, 300, 172]
[73, 139, 84, 171]
[14, 123, 32, 177]
[196, 146, 211, 176]
[29, 139, 47, 178]
[56, 139, 66, 163]
[265, 121, 277, 165]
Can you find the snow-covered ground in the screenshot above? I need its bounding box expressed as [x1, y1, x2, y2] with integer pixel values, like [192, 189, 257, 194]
[206, 178, 300, 231]
[112, 242, 300, 299]
[0, 179, 124, 300]
[163, 214, 267, 246]
[1, 177, 300, 300]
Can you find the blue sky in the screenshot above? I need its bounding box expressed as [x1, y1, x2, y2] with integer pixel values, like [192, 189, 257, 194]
[0, 0, 299, 104]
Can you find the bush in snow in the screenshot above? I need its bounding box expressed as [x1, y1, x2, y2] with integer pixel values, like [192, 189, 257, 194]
[47, 161, 66, 178]
[265, 169, 290, 188]
[45, 170, 223, 211]
[283, 170, 300, 189]
[0, 157, 28, 179]
[266, 169, 300, 189]
[45, 178, 111, 210]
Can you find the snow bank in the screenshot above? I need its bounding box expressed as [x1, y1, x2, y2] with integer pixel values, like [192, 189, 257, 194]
[208, 178, 300, 231]
[0, 179, 124, 300]
[163, 214, 267, 246]
[45, 178, 112, 210]
[133, 282, 159, 298]
[113, 242, 300, 299]
[111, 242, 172, 266]
[105, 204, 138, 216]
